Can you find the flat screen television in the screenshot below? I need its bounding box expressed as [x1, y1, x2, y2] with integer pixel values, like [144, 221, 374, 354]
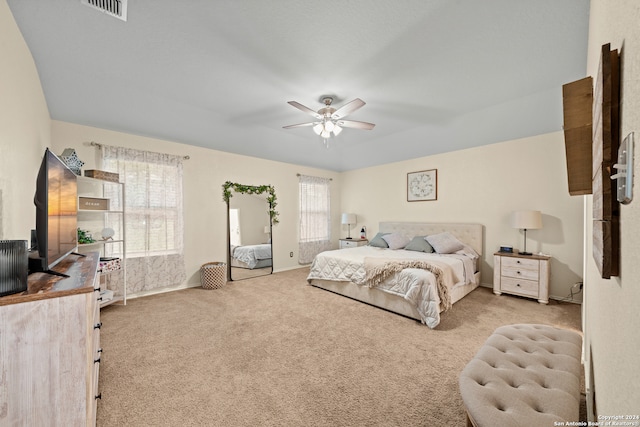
[31, 148, 78, 274]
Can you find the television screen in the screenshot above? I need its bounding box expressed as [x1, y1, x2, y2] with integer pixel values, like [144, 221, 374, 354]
[34, 148, 78, 271]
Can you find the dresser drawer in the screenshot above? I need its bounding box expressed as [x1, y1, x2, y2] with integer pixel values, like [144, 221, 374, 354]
[500, 277, 539, 298]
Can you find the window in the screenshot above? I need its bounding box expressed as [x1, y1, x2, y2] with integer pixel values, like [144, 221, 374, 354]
[298, 175, 332, 263]
[101, 145, 186, 291]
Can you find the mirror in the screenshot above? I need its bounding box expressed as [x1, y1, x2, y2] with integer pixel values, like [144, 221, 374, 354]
[223, 182, 278, 281]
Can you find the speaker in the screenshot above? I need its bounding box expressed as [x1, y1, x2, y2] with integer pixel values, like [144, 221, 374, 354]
[0, 240, 29, 297]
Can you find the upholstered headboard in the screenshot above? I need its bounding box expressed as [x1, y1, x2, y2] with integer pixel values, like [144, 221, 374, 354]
[378, 222, 484, 255]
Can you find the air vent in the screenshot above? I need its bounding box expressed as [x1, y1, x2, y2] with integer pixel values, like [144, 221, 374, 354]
[81, 0, 128, 22]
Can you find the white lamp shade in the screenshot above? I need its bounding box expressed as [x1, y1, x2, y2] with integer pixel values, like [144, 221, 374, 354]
[511, 210, 543, 229]
[341, 213, 357, 225]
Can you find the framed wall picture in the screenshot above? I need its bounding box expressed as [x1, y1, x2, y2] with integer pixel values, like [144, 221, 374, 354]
[407, 169, 437, 202]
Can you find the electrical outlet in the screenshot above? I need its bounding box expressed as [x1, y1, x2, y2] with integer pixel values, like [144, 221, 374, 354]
[289, 252, 293, 258]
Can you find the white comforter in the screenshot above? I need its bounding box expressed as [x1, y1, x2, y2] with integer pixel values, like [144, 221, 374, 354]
[307, 246, 476, 328]
[232, 244, 272, 269]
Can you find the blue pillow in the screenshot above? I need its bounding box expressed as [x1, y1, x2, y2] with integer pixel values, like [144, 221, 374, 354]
[368, 232, 389, 248]
[404, 236, 434, 253]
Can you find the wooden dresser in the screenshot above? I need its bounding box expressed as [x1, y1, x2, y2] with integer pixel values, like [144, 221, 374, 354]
[0, 252, 101, 427]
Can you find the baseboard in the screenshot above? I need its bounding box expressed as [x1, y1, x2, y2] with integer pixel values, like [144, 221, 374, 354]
[478, 283, 583, 304]
[127, 282, 201, 300]
[273, 265, 309, 274]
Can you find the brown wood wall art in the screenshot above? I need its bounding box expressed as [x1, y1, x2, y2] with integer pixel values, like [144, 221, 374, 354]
[562, 76, 593, 195]
[592, 43, 620, 279]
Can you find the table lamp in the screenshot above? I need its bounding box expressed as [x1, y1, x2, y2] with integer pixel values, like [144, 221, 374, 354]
[511, 210, 542, 255]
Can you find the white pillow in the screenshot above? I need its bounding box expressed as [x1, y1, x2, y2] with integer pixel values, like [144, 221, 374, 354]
[381, 232, 411, 250]
[426, 232, 465, 254]
[456, 244, 479, 259]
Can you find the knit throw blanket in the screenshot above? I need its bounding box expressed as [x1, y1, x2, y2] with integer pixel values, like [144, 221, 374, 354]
[363, 257, 452, 311]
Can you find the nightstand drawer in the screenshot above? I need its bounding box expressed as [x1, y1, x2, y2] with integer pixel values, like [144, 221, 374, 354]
[339, 239, 368, 249]
[501, 265, 539, 281]
[502, 256, 539, 270]
[500, 277, 539, 297]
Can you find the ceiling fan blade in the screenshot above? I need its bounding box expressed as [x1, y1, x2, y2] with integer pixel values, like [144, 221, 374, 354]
[287, 101, 322, 120]
[283, 122, 318, 129]
[336, 120, 375, 130]
[331, 98, 365, 120]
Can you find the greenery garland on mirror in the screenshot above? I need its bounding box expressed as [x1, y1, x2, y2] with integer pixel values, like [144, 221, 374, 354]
[222, 181, 279, 225]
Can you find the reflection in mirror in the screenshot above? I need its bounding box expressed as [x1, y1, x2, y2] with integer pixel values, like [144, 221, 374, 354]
[228, 191, 273, 280]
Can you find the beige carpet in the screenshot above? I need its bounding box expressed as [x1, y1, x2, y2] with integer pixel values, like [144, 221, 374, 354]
[97, 268, 582, 426]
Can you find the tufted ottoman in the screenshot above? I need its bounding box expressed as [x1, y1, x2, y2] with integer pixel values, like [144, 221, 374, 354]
[459, 324, 582, 427]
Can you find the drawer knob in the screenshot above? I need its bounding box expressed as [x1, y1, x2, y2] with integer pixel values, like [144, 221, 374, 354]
[94, 322, 102, 330]
[517, 271, 521, 275]
[94, 357, 101, 364]
[516, 260, 521, 264]
[516, 283, 521, 287]
[95, 393, 102, 400]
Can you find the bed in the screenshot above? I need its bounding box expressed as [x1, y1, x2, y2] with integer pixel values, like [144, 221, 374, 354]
[230, 244, 272, 269]
[307, 222, 483, 328]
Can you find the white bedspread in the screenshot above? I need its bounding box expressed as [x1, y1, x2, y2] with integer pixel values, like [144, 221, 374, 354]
[307, 246, 476, 328]
[232, 244, 272, 269]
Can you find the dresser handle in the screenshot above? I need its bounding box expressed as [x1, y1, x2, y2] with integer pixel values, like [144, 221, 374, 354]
[94, 322, 102, 330]
[97, 348, 103, 353]
[95, 393, 102, 400]
[94, 357, 101, 364]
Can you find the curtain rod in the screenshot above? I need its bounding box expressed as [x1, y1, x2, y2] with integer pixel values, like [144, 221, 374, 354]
[89, 141, 190, 160]
[296, 173, 333, 181]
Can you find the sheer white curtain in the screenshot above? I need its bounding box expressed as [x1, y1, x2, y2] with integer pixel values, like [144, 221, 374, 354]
[298, 174, 332, 264]
[101, 145, 186, 292]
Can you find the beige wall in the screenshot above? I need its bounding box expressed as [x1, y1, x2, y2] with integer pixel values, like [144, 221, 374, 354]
[340, 132, 584, 301]
[583, 0, 640, 418]
[50, 120, 341, 291]
[0, 0, 51, 241]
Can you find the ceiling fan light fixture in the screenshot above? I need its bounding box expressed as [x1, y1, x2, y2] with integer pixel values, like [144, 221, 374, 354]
[284, 96, 374, 144]
[324, 120, 335, 132]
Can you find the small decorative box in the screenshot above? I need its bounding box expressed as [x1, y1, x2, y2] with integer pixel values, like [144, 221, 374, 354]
[79, 197, 109, 210]
[98, 258, 121, 273]
[84, 169, 120, 183]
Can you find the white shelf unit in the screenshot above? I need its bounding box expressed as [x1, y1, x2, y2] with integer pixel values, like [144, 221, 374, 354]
[76, 175, 127, 307]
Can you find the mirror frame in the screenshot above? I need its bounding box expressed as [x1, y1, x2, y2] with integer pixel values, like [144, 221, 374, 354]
[223, 181, 279, 281]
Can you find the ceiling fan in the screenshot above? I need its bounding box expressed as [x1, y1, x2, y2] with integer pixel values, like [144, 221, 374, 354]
[283, 97, 375, 143]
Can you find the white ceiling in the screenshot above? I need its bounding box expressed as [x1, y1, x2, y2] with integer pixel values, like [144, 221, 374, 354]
[8, 0, 590, 172]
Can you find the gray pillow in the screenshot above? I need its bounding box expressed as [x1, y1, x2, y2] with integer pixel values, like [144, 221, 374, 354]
[368, 232, 389, 248]
[404, 236, 434, 253]
[381, 232, 411, 250]
[426, 232, 465, 254]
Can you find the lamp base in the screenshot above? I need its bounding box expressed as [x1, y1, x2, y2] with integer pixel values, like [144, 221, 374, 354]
[519, 251, 533, 256]
[345, 237, 353, 240]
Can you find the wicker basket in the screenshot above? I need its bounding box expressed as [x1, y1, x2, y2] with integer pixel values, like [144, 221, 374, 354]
[200, 262, 226, 289]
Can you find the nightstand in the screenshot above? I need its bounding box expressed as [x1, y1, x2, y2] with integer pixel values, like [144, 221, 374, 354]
[493, 252, 551, 304]
[339, 239, 368, 249]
